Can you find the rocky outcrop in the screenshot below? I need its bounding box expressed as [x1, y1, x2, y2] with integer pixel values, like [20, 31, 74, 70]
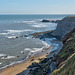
[41, 19, 60, 23]
[41, 19, 50, 22]
[52, 16, 75, 38]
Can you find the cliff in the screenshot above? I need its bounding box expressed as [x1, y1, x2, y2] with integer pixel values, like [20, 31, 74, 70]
[27, 28, 75, 75]
[51, 28, 75, 75]
[52, 16, 75, 38]
[17, 16, 75, 75]
[29, 16, 75, 75]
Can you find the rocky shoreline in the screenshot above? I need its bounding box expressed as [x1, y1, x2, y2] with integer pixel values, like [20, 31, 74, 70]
[0, 16, 75, 75]
[41, 19, 60, 23]
[17, 16, 75, 75]
[17, 24, 63, 75]
[0, 28, 63, 75]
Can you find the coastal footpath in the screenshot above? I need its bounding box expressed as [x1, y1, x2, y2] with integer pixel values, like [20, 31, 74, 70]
[17, 16, 75, 75]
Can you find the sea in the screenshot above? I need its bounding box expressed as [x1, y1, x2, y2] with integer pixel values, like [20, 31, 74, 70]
[0, 14, 73, 69]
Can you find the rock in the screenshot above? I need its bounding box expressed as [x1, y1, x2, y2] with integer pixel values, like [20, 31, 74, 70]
[38, 34, 44, 39]
[41, 19, 50, 22]
[41, 19, 60, 23]
[31, 58, 34, 61]
[24, 35, 28, 37]
[17, 56, 19, 57]
[15, 36, 18, 38]
[50, 62, 56, 72]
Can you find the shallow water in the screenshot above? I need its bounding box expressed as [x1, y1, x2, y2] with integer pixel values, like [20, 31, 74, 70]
[0, 15, 69, 69]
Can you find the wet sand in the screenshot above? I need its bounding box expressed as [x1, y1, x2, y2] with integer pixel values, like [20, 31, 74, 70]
[0, 29, 63, 75]
[0, 46, 53, 75]
[0, 39, 63, 75]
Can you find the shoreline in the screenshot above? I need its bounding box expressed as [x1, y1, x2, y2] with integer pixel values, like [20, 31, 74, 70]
[0, 30, 53, 70]
[0, 30, 63, 75]
[0, 46, 52, 75]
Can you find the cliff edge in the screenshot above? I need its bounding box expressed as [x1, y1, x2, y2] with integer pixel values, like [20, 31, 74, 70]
[52, 16, 75, 38]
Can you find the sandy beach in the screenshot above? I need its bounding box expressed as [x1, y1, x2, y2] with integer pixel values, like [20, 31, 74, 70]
[0, 46, 53, 75]
[0, 37, 63, 75]
[0, 28, 63, 75]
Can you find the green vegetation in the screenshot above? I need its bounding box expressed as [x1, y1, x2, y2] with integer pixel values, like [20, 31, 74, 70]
[51, 54, 75, 75]
[29, 28, 75, 75]
[58, 28, 75, 59]
[51, 28, 75, 75]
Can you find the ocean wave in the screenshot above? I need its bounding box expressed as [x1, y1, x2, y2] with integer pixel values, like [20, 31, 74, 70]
[33, 24, 47, 28]
[26, 37, 31, 39]
[41, 38, 59, 52]
[0, 54, 7, 57]
[51, 43, 59, 51]
[2, 29, 34, 38]
[0, 60, 24, 70]
[25, 39, 52, 58]
[14, 20, 37, 24]
[0, 33, 7, 35]
[5, 29, 34, 33]
[0, 37, 60, 70]
[7, 36, 17, 39]
[1, 56, 15, 59]
[0, 62, 2, 65]
[24, 48, 31, 51]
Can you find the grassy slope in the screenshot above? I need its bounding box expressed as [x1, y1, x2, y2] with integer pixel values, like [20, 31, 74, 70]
[57, 28, 75, 60]
[51, 28, 75, 75]
[51, 54, 75, 75]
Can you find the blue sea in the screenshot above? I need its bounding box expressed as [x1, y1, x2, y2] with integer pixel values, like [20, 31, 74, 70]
[0, 14, 73, 69]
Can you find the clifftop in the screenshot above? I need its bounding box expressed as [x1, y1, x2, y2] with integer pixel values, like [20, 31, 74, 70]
[61, 16, 75, 22]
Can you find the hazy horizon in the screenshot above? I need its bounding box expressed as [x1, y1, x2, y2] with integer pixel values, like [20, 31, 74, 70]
[0, 14, 75, 15]
[0, 0, 75, 14]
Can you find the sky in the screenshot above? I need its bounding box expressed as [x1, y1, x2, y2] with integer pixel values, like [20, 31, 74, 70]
[0, 0, 75, 14]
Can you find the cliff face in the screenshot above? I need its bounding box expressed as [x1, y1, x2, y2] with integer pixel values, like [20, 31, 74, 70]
[51, 28, 75, 75]
[17, 16, 75, 75]
[28, 17, 75, 75]
[56, 28, 75, 66]
[52, 16, 75, 38]
[28, 28, 75, 75]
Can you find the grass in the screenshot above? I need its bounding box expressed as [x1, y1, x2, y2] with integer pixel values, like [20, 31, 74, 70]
[51, 54, 75, 75]
[29, 23, 75, 75]
[57, 28, 75, 59]
[51, 28, 75, 75]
